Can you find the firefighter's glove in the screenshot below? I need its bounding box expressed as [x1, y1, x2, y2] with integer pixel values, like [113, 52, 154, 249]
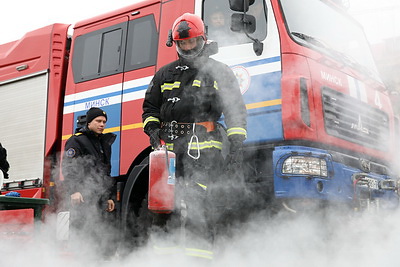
[149, 128, 162, 149]
[225, 136, 245, 171]
[144, 122, 161, 149]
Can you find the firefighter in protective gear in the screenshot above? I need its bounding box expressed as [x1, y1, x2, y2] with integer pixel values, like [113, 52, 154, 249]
[142, 13, 247, 259]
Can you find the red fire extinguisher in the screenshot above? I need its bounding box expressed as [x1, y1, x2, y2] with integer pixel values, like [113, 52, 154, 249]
[148, 141, 176, 213]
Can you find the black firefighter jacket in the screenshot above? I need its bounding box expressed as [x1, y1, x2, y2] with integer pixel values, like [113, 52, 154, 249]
[62, 127, 116, 204]
[142, 56, 247, 151]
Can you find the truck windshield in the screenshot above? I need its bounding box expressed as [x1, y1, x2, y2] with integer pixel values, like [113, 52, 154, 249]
[280, 0, 381, 81]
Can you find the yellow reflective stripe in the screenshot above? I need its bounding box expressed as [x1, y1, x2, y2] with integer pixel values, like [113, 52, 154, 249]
[214, 81, 218, 90]
[153, 245, 180, 255]
[196, 182, 207, 190]
[191, 80, 218, 89]
[185, 248, 213, 260]
[166, 141, 221, 150]
[227, 127, 247, 137]
[161, 81, 181, 92]
[166, 143, 174, 150]
[192, 80, 201, 87]
[188, 140, 222, 150]
[152, 246, 213, 259]
[143, 116, 160, 128]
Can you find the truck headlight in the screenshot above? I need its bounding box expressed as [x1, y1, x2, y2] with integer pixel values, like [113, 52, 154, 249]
[282, 156, 328, 177]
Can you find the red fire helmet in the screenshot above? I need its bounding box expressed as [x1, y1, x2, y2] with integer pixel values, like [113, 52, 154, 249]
[172, 13, 206, 41]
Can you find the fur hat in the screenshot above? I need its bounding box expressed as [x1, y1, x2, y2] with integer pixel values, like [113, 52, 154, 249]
[86, 107, 107, 124]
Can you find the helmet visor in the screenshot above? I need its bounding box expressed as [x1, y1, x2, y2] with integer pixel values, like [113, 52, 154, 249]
[176, 37, 205, 59]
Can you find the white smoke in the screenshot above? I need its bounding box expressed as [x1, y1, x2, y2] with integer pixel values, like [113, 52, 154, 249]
[2, 207, 400, 266]
[349, 0, 400, 45]
[2, 1, 400, 266]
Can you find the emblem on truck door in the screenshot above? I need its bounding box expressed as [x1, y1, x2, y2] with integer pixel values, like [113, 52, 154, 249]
[232, 66, 250, 95]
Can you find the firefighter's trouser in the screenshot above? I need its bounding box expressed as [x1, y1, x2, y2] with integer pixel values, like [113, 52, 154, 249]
[151, 147, 224, 259]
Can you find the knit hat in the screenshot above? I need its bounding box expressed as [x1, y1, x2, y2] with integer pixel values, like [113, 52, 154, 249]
[86, 107, 107, 124]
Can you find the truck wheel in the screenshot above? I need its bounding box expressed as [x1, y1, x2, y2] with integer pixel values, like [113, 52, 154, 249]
[134, 194, 152, 245]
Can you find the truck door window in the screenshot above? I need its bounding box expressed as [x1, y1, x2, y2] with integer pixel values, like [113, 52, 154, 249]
[125, 15, 158, 71]
[101, 29, 124, 73]
[72, 22, 127, 83]
[203, 0, 267, 47]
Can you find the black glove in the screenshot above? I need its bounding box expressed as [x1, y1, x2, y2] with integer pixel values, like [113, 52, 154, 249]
[225, 136, 244, 171]
[149, 128, 161, 149]
[144, 122, 161, 149]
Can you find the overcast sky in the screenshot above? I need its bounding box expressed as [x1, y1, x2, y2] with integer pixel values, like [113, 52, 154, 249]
[0, 0, 399, 45]
[0, 0, 136, 44]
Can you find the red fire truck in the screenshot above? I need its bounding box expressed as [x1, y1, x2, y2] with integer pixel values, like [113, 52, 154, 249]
[0, 0, 398, 241]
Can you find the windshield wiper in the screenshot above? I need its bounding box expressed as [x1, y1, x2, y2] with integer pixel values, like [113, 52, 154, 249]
[291, 31, 375, 79]
[291, 32, 328, 50]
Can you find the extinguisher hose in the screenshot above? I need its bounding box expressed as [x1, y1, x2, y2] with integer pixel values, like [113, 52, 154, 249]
[161, 140, 171, 179]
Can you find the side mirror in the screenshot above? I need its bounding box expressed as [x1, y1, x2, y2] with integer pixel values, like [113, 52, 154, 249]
[229, 0, 255, 12]
[230, 14, 256, 34]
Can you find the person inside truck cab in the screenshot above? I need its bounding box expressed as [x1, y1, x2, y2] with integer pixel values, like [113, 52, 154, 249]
[206, 9, 228, 44]
[142, 13, 247, 259]
[203, 0, 267, 47]
[62, 107, 117, 258]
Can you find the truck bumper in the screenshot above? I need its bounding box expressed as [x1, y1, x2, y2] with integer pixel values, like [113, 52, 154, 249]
[272, 145, 399, 210]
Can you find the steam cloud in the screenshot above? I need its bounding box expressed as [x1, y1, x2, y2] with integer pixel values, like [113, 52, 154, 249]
[2, 1, 400, 265]
[2, 154, 399, 265]
[1, 206, 400, 266]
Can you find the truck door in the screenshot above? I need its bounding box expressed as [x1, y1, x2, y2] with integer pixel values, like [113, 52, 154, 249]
[119, 2, 161, 175]
[65, 16, 129, 176]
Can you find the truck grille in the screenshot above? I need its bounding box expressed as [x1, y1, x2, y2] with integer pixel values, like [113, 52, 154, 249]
[322, 87, 389, 151]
